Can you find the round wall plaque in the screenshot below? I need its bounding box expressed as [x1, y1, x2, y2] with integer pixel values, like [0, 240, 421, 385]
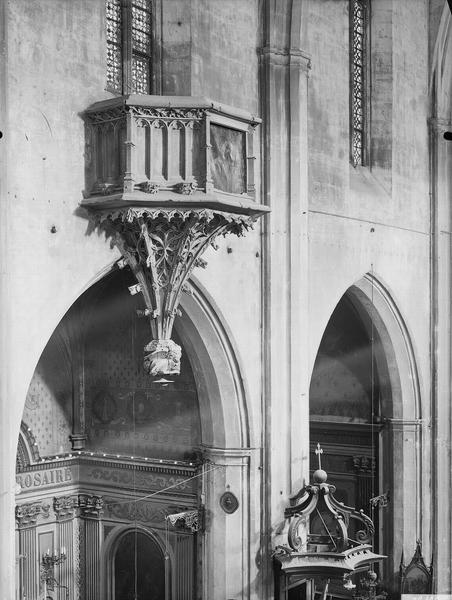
[220, 491, 239, 514]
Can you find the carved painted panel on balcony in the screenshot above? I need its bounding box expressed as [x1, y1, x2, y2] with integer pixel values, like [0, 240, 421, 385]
[210, 124, 246, 194]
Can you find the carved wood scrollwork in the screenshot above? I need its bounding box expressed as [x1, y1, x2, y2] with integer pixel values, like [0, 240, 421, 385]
[327, 494, 375, 545]
[274, 449, 385, 584]
[288, 514, 308, 551]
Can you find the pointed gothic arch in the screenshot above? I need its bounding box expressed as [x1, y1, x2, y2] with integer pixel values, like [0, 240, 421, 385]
[102, 524, 172, 600]
[15, 261, 254, 600]
[309, 272, 423, 594]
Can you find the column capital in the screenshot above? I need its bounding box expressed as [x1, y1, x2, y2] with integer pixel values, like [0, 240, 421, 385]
[53, 495, 78, 521]
[15, 500, 50, 528]
[78, 494, 104, 519]
[198, 444, 258, 466]
[383, 417, 423, 431]
[429, 116, 452, 134]
[258, 46, 311, 71]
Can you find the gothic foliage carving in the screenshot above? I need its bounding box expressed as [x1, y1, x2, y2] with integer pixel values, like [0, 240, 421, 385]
[53, 495, 78, 520]
[88, 207, 257, 376]
[167, 509, 203, 533]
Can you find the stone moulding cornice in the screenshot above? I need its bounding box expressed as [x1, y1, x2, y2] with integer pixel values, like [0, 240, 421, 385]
[428, 116, 452, 134]
[85, 94, 262, 126]
[18, 454, 198, 476]
[383, 417, 423, 429]
[89, 206, 258, 227]
[104, 498, 198, 526]
[258, 45, 311, 70]
[81, 193, 268, 218]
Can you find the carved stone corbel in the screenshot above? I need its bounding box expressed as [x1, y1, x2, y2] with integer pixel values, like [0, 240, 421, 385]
[88, 207, 260, 376]
[166, 508, 203, 533]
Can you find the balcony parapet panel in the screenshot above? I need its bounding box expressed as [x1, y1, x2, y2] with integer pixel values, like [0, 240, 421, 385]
[82, 95, 267, 218]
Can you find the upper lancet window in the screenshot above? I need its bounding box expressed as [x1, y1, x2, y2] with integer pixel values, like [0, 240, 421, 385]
[350, 0, 368, 167]
[106, 0, 153, 94]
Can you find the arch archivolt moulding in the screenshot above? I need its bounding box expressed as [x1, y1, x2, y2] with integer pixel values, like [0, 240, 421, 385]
[23, 258, 252, 454]
[334, 272, 425, 567]
[431, 3, 452, 120]
[348, 273, 422, 422]
[176, 274, 253, 451]
[19, 259, 255, 600]
[309, 270, 426, 587]
[101, 522, 173, 600]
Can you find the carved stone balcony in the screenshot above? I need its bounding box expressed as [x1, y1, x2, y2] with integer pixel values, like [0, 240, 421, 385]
[83, 95, 264, 213]
[81, 96, 269, 377]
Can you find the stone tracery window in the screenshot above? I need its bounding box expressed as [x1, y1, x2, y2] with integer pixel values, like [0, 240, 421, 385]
[350, 0, 368, 167]
[106, 0, 153, 94]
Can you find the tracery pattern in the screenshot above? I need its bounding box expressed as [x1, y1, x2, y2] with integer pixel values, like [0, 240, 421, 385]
[351, 0, 367, 166]
[106, 0, 153, 94]
[131, 0, 152, 94]
[106, 0, 122, 93]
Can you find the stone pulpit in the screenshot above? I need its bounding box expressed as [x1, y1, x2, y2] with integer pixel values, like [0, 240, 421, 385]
[81, 95, 269, 377]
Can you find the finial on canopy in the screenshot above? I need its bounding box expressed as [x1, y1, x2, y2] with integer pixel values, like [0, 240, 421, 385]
[313, 442, 327, 483]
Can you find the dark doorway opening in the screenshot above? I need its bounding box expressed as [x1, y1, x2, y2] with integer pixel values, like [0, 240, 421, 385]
[114, 531, 166, 600]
